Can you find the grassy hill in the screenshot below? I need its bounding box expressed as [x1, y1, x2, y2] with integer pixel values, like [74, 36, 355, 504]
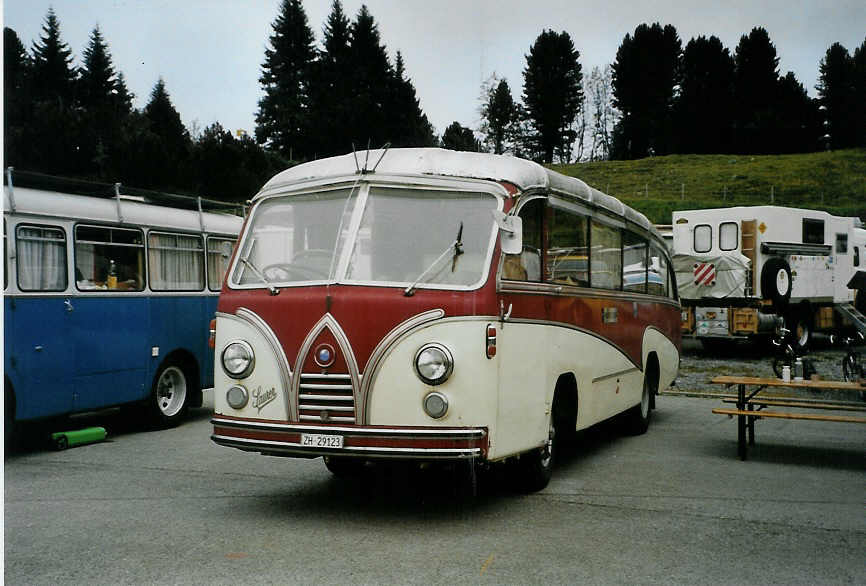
[551, 148, 866, 225]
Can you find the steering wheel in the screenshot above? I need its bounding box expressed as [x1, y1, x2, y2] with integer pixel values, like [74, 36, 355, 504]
[262, 249, 332, 281]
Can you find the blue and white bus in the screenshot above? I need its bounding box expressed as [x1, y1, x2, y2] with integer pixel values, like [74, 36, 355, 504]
[4, 171, 243, 437]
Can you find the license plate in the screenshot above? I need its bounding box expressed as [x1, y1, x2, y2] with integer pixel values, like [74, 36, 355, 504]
[300, 433, 344, 449]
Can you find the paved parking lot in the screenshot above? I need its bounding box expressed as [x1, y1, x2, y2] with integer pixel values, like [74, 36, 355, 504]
[5, 392, 865, 585]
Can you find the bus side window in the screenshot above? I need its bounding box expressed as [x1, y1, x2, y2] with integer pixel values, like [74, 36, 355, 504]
[648, 242, 669, 297]
[149, 232, 204, 291]
[207, 237, 237, 290]
[16, 224, 68, 292]
[75, 225, 145, 291]
[547, 202, 589, 286]
[623, 231, 648, 293]
[503, 198, 543, 281]
[589, 220, 622, 290]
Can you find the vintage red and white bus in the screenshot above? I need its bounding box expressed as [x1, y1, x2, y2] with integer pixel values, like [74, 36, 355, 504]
[210, 148, 680, 490]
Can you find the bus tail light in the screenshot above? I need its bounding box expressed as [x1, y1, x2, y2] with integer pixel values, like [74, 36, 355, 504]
[486, 324, 497, 359]
[208, 318, 216, 349]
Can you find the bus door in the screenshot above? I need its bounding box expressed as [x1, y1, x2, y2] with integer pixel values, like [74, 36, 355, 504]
[6, 223, 75, 419]
[71, 225, 150, 410]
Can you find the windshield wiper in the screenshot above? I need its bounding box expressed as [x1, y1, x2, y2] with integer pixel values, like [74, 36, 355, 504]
[404, 222, 464, 297]
[240, 257, 279, 296]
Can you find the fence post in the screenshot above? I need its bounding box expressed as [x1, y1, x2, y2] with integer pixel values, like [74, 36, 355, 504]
[770, 185, 774, 203]
[681, 183, 684, 200]
[645, 183, 648, 198]
[723, 185, 727, 201]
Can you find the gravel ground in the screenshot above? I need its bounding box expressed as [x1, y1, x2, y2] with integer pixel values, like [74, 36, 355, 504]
[671, 334, 865, 402]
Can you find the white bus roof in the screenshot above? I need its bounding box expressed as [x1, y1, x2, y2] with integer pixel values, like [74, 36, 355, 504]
[4, 186, 243, 236]
[258, 148, 657, 236]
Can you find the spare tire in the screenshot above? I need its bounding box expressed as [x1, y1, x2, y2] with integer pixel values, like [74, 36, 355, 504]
[761, 257, 792, 309]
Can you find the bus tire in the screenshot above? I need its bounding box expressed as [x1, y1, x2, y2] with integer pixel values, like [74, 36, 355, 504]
[517, 410, 556, 493]
[761, 258, 792, 309]
[623, 377, 651, 436]
[148, 361, 191, 428]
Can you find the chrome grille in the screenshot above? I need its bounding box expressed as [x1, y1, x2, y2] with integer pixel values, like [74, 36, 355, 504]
[298, 373, 356, 423]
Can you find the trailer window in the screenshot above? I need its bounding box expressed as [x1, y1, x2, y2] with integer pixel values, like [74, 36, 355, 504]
[835, 233, 848, 254]
[16, 224, 67, 292]
[802, 219, 824, 244]
[148, 232, 204, 291]
[694, 224, 711, 253]
[720, 222, 738, 251]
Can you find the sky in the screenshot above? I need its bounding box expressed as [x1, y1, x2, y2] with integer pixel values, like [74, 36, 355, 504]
[4, 0, 865, 141]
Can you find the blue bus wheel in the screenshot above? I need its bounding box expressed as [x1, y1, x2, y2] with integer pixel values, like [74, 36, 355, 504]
[149, 363, 190, 427]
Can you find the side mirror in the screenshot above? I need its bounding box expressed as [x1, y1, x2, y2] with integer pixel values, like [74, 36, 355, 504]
[492, 210, 523, 255]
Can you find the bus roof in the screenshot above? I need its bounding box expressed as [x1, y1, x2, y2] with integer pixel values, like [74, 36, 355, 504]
[4, 186, 243, 236]
[258, 148, 657, 236]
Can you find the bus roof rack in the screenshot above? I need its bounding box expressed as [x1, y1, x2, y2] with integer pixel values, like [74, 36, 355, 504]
[4, 168, 246, 217]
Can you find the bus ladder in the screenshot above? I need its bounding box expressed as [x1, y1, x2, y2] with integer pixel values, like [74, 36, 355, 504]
[835, 302, 866, 337]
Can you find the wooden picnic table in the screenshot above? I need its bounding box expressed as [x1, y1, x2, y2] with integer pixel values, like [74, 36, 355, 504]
[710, 375, 866, 460]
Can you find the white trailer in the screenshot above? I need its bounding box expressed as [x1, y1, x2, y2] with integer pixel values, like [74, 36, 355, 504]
[672, 205, 866, 348]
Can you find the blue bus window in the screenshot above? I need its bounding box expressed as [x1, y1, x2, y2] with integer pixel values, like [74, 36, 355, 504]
[148, 232, 204, 291]
[75, 225, 145, 291]
[207, 237, 235, 290]
[16, 224, 67, 291]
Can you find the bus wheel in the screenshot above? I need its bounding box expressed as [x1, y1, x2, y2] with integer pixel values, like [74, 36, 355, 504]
[148, 362, 190, 428]
[518, 412, 556, 493]
[624, 378, 652, 435]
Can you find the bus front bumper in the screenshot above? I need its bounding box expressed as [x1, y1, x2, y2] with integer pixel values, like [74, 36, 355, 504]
[211, 416, 488, 460]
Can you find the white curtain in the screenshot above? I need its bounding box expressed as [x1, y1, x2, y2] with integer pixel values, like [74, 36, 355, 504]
[149, 233, 203, 290]
[207, 238, 235, 290]
[17, 226, 66, 291]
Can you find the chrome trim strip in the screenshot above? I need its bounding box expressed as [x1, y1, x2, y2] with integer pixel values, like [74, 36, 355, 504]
[233, 307, 294, 420]
[299, 394, 355, 401]
[299, 404, 355, 412]
[211, 435, 482, 459]
[300, 373, 353, 380]
[298, 415, 356, 422]
[592, 366, 641, 384]
[359, 308, 446, 422]
[293, 313, 362, 422]
[211, 417, 486, 437]
[299, 384, 353, 391]
[498, 279, 681, 308]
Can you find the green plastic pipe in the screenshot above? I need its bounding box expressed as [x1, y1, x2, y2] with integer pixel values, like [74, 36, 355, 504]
[52, 427, 107, 450]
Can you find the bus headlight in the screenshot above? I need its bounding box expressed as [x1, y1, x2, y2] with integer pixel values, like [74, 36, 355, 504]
[222, 341, 255, 379]
[414, 343, 453, 386]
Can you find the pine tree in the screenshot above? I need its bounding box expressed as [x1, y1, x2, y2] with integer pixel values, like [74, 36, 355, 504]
[611, 23, 681, 159]
[4, 27, 32, 168]
[480, 77, 517, 154]
[254, 0, 317, 160]
[733, 27, 780, 153]
[817, 42, 857, 149]
[143, 78, 190, 186]
[347, 5, 394, 149]
[312, 0, 353, 156]
[854, 38, 866, 147]
[442, 122, 480, 151]
[30, 7, 76, 105]
[387, 51, 436, 148]
[522, 30, 583, 163]
[776, 71, 820, 153]
[676, 35, 735, 153]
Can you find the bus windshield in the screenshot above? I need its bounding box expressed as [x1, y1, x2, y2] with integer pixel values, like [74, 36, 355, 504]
[233, 185, 499, 289]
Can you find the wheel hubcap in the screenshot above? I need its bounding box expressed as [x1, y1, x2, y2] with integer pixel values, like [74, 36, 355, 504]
[157, 366, 187, 417]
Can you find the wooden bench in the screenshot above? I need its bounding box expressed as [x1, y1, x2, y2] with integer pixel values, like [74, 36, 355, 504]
[710, 375, 866, 460]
